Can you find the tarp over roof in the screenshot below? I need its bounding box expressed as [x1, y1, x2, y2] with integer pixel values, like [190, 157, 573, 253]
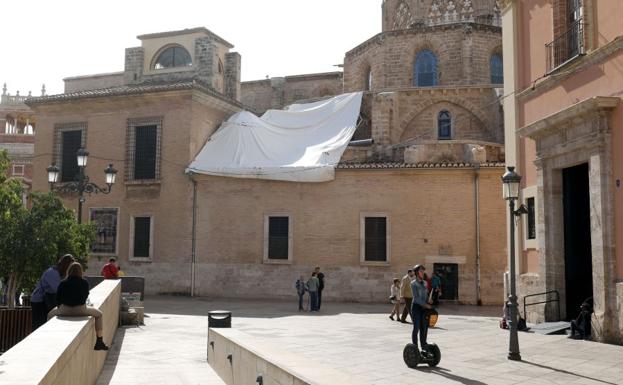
[186, 92, 363, 182]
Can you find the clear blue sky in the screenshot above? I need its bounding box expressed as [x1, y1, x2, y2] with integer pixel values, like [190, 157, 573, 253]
[1, 0, 381, 96]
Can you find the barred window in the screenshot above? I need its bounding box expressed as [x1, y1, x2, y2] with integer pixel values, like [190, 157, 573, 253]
[126, 118, 162, 181]
[53, 122, 87, 183]
[132, 216, 152, 259]
[90, 208, 118, 254]
[268, 217, 289, 260]
[364, 216, 388, 262]
[527, 197, 536, 240]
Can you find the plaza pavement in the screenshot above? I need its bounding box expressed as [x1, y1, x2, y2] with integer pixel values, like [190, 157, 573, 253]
[97, 296, 623, 385]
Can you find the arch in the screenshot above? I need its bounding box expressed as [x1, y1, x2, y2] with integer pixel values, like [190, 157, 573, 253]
[490, 53, 503, 84]
[438, 110, 451, 139]
[152, 44, 192, 70]
[413, 50, 438, 87]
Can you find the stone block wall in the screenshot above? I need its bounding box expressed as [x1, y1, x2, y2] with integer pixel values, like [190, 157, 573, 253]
[124, 47, 144, 84]
[225, 52, 241, 101]
[344, 24, 502, 92]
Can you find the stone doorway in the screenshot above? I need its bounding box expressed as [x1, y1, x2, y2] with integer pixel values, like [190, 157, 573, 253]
[562, 163, 593, 320]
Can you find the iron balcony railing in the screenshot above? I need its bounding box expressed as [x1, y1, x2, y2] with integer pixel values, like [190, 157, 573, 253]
[546, 18, 585, 73]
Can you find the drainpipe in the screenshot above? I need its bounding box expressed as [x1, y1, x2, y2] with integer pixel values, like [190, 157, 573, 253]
[190, 173, 198, 297]
[474, 165, 482, 306]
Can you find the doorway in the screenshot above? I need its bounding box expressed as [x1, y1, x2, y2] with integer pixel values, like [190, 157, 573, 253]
[562, 163, 593, 320]
[434, 263, 458, 301]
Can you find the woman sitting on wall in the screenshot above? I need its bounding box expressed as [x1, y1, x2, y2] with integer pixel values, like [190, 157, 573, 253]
[47, 262, 109, 350]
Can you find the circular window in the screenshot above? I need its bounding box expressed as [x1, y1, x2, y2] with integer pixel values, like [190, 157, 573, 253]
[154, 46, 192, 69]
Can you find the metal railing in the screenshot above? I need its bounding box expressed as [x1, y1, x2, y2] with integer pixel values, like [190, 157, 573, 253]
[523, 290, 561, 321]
[546, 18, 585, 73]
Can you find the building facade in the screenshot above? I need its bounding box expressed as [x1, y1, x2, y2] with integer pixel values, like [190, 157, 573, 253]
[502, 0, 623, 342]
[29, 2, 509, 304]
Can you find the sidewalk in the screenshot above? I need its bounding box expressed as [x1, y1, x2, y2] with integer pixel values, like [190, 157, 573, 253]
[100, 296, 623, 385]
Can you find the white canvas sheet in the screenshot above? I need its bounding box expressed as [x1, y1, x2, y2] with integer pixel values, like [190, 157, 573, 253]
[186, 92, 363, 182]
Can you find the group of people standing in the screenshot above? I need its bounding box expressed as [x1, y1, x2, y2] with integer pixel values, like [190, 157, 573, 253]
[295, 266, 325, 312]
[389, 267, 442, 323]
[30, 255, 116, 351]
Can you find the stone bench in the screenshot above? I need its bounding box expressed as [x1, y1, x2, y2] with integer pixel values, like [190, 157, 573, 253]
[0, 280, 121, 385]
[208, 328, 368, 385]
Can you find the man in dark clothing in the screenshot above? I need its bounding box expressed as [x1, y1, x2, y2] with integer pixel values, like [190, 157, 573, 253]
[569, 297, 593, 340]
[314, 266, 325, 310]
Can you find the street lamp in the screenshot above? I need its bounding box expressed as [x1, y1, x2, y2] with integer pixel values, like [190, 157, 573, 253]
[501, 166, 528, 361]
[46, 148, 117, 224]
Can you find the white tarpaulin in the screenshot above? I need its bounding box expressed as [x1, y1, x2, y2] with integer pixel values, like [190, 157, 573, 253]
[186, 92, 363, 182]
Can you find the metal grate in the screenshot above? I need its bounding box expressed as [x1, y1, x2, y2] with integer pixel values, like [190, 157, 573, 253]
[53, 122, 86, 182]
[365, 217, 387, 261]
[268, 216, 289, 260]
[133, 216, 151, 258]
[90, 208, 118, 254]
[126, 117, 162, 181]
[546, 18, 584, 73]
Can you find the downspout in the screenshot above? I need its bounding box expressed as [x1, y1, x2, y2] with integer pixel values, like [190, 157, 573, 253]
[474, 164, 482, 306]
[190, 173, 198, 297]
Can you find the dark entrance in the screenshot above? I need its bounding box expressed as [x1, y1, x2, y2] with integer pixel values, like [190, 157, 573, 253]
[562, 163, 593, 320]
[434, 263, 458, 300]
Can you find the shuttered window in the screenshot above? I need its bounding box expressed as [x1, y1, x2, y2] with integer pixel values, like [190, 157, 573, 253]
[60, 130, 82, 182]
[133, 216, 151, 258]
[365, 217, 387, 261]
[268, 216, 289, 260]
[134, 125, 157, 180]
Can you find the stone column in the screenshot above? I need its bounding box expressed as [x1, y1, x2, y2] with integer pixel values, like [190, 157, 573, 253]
[124, 47, 144, 84]
[195, 37, 217, 87]
[225, 52, 241, 101]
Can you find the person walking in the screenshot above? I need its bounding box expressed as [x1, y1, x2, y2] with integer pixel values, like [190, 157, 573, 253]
[307, 272, 320, 312]
[47, 262, 109, 350]
[101, 257, 119, 279]
[411, 264, 433, 352]
[314, 266, 325, 310]
[389, 278, 401, 321]
[399, 269, 415, 323]
[295, 275, 307, 311]
[431, 271, 442, 305]
[30, 254, 75, 331]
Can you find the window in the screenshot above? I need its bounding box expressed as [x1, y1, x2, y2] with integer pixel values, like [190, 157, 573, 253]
[126, 118, 162, 181]
[53, 122, 86, 183]
[364, 69, 372, 91]
[12, 164, 24, 176]
[438, 110, 451, 140]
[130, 216, 153, 260]
[547, 0, 584, 72]
[490, 54, 503, 84]
[264, 215, 292, 262]
[361, 215, 389, 262]
[414, 50, 438, 87]
[527, 197, 536, 240]
[90, 208, 118, 254]
[153, 46, 192, 69]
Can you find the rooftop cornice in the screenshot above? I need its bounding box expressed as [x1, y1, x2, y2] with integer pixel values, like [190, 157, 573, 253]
[336, 162, 505, 170]
[137, 27, 234, 48]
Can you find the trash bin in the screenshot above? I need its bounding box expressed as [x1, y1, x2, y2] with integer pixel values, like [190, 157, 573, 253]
[208, 310, 232, 328]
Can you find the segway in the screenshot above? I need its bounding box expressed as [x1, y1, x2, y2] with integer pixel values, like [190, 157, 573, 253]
[403, 307, 441, 368]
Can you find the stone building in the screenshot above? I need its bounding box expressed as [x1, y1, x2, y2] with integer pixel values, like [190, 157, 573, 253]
[0, 83, 40, 187]
[28, 1, 508, 304]
[502, 0, 623, 342]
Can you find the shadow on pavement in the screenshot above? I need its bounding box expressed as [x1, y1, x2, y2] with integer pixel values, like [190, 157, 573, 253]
[145, 295, 501, 319]
[418, 366, 489, 385]
[519, 360, 618, 385]
[95, 327, 129, 385]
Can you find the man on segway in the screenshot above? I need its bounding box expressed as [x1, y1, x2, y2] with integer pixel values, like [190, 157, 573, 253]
[403, 264, 441, 368]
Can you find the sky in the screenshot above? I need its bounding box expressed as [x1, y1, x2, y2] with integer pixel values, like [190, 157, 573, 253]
[1, 0, 381, 96]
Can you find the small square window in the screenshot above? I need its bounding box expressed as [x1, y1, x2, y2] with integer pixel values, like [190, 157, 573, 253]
[12, 164, 25, 176]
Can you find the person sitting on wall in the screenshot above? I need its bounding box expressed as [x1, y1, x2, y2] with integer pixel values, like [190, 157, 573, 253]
[101, 257, 119, 279]
[48, 262, 109, 350]
[569, 297, 593, 340]
[30, 254, 75, 331]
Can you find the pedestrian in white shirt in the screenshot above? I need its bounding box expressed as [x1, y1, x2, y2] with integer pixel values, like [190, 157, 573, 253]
[389, 278, 401, 321]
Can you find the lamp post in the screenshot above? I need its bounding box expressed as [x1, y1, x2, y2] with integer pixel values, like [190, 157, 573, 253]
[46, 148, 117, 224]
[501, 166, 527, 361]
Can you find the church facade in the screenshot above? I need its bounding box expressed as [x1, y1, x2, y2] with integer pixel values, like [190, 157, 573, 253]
[28, 1, 509, 304]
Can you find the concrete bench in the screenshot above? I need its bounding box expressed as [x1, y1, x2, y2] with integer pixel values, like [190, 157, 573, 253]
[208, 328, 368, 385]
[0, 280, 121, 385]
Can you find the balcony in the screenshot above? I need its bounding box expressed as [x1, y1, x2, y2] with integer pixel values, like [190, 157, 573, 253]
[546, 18, 585, 74]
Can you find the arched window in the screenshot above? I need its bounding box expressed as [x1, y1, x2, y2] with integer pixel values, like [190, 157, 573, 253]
[490, 54, 503, 84]
[153, 46, 192, 69]
[438, 110, 451, 139]
[414, 50, 438, 87]
[364, 69, 372, 91]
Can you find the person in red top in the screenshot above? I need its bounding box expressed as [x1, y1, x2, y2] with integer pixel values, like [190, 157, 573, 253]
[101, 258, 119, 279]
